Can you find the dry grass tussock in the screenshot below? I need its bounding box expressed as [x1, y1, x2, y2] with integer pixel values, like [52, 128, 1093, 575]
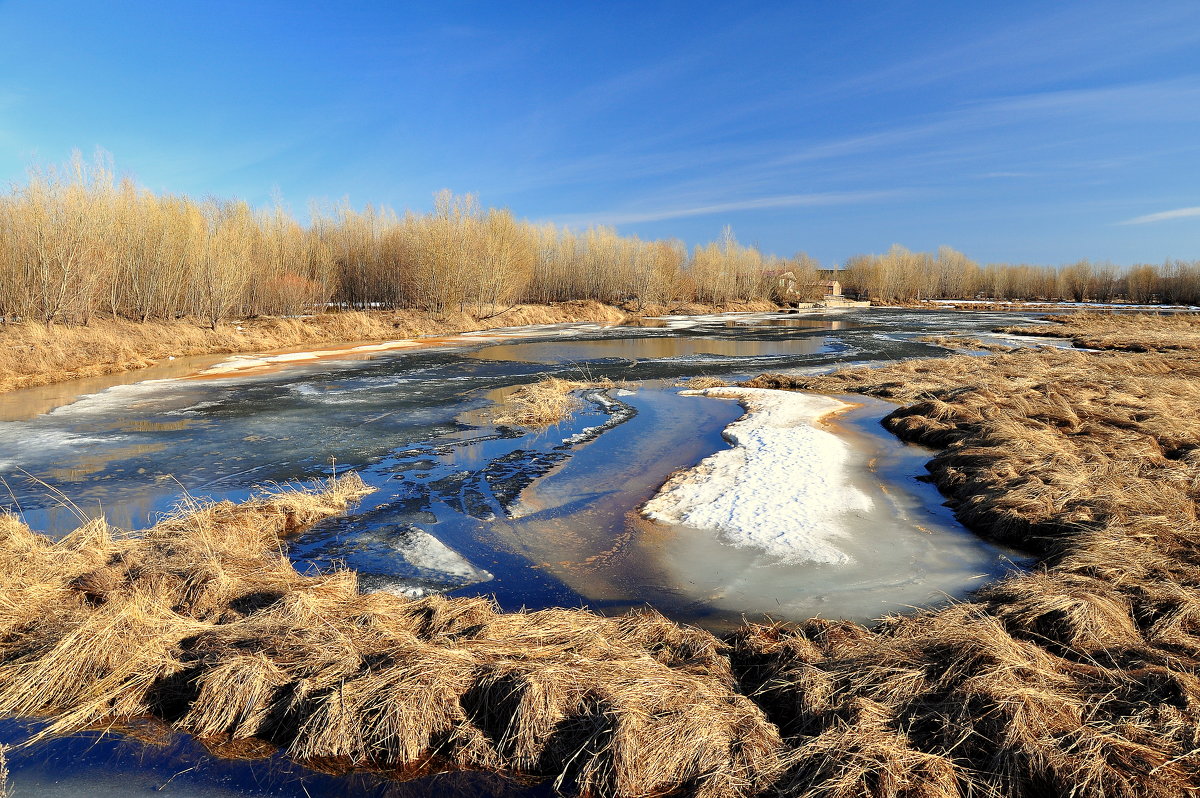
[679, 375, 732, 390]
[492, 377, 619, 429]
[915, 334, 1014, 352]
[0, 301, 630, 393]
[0, 476, 784, 796]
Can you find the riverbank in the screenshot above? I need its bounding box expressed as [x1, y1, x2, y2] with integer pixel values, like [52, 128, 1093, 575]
[0, 477, 785, 798]
[0, 300, 780, 394]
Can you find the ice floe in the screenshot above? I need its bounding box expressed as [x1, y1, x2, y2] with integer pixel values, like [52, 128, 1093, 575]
[330, 524, 494, 599]
[642, 387, 871, 564]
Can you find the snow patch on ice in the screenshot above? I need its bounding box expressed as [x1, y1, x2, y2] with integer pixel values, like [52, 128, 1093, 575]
[561, 425, 603, 445]
[391, 527, 492, 582]
[643, 387, 871, 565]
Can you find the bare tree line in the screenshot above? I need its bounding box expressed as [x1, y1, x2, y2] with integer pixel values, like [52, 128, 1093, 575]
[840, 244, 1200, 305]
[0, 155, 809, 327]
[2, 155, 1196, 327]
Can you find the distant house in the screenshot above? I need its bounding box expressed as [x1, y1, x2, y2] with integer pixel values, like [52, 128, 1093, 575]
[816, 269, 859, 299]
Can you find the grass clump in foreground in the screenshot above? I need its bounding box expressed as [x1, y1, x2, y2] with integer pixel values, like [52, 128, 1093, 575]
[3, 310, 1200, 796]
[0, 475, 783, 797]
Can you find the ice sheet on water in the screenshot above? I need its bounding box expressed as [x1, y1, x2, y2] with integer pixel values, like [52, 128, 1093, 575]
[197, 341, 428, 376]
[308, 523, 493, 598]
[987, 332, 1096, 351]
[37, 378, 191, 419]
[0, 428, 114, 471]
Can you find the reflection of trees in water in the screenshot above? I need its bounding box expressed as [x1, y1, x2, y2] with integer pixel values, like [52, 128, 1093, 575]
[470, 334, 827, 363]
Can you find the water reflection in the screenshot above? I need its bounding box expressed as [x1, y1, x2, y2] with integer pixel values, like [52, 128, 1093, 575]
[468, 334, 828, 363]
[0, 353, 226, 421]
[759, 317, 854, 330]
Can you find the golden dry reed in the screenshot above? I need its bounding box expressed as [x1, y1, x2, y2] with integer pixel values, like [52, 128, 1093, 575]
[492, 376, 621, 429]
[735, 311, 1200, 796]
[2, 152, 1196, 331]
[0, 301, 637, 393]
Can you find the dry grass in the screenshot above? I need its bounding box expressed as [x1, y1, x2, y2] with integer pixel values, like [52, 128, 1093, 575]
[0, 477, 784, 796]
[746, 345, 1200, 551]
[624, 299, 781, 318]
[731, 313, 1200, 796]
[492, 376, 621, 429]
[915, 334, 1015, 352]
[679, 375, 732, 390]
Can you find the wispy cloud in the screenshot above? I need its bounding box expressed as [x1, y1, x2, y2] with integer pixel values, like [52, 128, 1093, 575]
[553, 190, 910, 227]
[822, 5, 1200, 99]
[1119, 206, 1200, 225]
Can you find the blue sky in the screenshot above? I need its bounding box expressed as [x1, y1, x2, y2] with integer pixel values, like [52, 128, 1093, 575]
[1, 0, 1198, 265]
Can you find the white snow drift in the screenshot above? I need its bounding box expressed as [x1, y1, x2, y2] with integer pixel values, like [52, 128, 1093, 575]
[643, 387, 871, 564]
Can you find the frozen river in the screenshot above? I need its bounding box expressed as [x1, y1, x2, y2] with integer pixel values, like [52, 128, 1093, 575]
[0, 307, 1050, 796]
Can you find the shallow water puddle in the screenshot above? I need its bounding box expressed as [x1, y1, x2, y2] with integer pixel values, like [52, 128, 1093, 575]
[0, 718, 548, 797]
[475, 386, 743, 611]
